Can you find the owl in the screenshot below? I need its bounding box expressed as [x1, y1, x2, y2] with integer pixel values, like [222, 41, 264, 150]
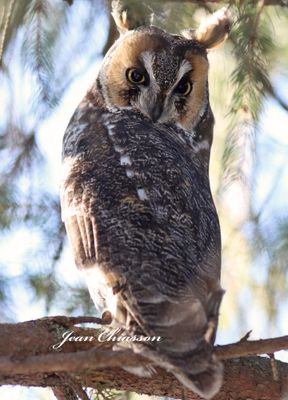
[61, 4, 231, 399]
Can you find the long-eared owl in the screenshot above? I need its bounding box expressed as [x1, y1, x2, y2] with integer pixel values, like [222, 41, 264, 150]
[61, 3, 231, 399]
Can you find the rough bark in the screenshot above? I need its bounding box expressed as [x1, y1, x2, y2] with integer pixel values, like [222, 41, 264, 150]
[0, 316, 288, 399]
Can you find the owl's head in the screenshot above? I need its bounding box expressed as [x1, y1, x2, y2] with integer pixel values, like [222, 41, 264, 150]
[95, 5, 231, 132]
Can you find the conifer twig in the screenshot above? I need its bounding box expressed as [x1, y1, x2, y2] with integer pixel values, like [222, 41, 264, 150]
[0, 0, 16, 65]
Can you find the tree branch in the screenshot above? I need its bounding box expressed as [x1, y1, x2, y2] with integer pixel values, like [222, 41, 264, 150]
[0, 348, 147, 375]
[0, 316, 288, 399]
[1, 333, 288, 375]
[215, 334, 288, 359]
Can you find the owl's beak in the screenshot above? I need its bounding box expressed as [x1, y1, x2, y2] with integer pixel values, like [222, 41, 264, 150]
[147, 96, 164, 123]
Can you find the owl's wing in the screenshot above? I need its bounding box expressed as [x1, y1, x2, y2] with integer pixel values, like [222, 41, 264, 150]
[61, 106, 223, 399]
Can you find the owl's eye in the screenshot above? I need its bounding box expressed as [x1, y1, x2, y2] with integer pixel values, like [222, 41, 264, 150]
[174, 78, 192, 96]
[126, 68, 146, 85]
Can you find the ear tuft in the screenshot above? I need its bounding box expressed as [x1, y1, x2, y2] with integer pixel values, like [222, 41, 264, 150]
[111, 0, 130, 34]
[195, 8, 232, 49]
[111, 1, 152, 34]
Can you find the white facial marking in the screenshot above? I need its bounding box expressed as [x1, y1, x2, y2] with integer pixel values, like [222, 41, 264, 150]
[140, 51, 155, 81]
[168, 60, 192, 96]
[177, 60, 192, 81]
[137, 188, 148, 201]
[120, 155, 132, 166]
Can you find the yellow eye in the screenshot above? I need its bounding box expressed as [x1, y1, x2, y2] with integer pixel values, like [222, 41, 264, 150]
[175, 78, 192, 96]
[126, 68, 146, 84]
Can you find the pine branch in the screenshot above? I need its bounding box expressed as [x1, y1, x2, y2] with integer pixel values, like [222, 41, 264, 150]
[1, 332, 288, 375]
[215, 334, 288, 359]
[219, 1, 275, 192]
[21, 0, 69, 115]
[22, 0, 52, 104]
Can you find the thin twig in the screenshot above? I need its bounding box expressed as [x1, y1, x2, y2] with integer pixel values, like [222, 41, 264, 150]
[0, 0, 16, 65]
[215, 335, 288, 360]
[239, 330, 253, 342]
[0, 7, 6, 33]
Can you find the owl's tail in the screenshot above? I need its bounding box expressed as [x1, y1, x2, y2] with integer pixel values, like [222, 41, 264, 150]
[132, 339, 222, 400]
[122, 289, 224, 399]
[112, 280, 224, 398]
[171, 351, 223, 400]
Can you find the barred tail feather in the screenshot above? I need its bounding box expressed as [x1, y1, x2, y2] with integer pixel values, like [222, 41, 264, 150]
[129, 341, 223, 400]
[173, 355, 223, 400]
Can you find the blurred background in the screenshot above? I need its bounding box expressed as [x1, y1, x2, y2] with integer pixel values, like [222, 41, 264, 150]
[0, 0, 287, 399]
